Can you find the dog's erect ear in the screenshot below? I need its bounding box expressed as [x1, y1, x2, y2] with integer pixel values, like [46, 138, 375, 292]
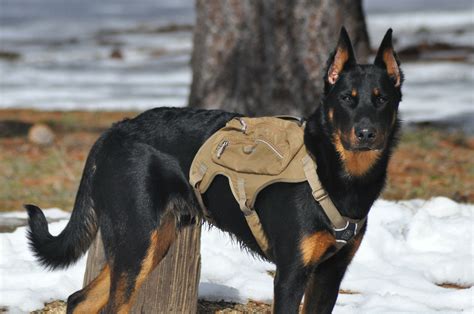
[326, 27, 357, 85]
[374, 29, 402, 87]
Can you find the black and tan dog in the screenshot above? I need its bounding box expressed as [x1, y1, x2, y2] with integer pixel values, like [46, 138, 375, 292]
[26, 27, 402, 313]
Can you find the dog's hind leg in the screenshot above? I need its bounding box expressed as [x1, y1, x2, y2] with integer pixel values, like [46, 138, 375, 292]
[103, 212, 176, 313]
[66, 264, 111, 314]
[82, 142, 196, 313]
[66, 213, 175, 314]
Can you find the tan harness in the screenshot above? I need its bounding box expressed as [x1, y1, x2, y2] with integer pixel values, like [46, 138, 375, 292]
[189, 116, 365, 257]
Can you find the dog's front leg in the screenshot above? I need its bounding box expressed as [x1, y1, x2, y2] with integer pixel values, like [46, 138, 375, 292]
[272, 266, 309, 314]
[302, 229, 365, 314]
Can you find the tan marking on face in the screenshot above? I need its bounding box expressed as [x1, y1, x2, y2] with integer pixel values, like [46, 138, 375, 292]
[115, 213, 176, 313]
[349, 126, 358, 145]
[333, 132, 382, 177]
[373, 88, 380, 96]
[328, 108, 334, 122]
[351, 88, 357, 97]
[73, 265, 111, 314]
[300, 231, 335, 266]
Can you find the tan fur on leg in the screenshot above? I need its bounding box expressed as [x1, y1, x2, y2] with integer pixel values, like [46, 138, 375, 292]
[110, 213, 177, 313]
[72, 264, 110, 314]
[300, 231, 336, 266]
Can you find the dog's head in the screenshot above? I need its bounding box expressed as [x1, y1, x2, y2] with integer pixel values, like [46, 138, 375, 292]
[322, 27, 403, 176]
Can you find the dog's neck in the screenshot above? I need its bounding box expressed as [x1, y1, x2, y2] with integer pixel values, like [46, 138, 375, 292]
[304, 105, 400, 219]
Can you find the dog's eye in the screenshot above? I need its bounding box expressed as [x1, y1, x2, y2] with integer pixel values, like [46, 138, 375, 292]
[341, 95, 352, 103]
[375, 96, 388, 107]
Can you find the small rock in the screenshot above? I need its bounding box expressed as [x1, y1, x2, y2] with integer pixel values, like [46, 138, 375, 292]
[110, 47, 123, 59]
[28, 124, 55, 146]
[0, 50, 21, 61]
[32, 300, 67, 314]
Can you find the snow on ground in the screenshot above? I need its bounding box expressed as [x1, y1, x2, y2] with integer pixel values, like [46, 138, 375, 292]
[367, 10, 474, 48]
[395, 62, 474, 123]
[0, 197, 473, 313]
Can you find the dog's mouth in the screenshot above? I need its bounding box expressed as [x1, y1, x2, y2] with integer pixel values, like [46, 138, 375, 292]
[351, 146, 374, 152]
[332, 131, 386, 176]
[340, 138, 384, 152]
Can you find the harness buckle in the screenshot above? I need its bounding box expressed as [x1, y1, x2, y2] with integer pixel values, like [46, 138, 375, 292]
[334, 221, 358, 244]
[241, 207, 253, 216]
[237, 118, 247, 133]
[312, 188, 328, 203]
[216, 140, 229, 159]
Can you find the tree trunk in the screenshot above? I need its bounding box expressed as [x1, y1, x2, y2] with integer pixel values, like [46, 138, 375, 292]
[83, 227, 201, 313]
[189, 0, 370, 116]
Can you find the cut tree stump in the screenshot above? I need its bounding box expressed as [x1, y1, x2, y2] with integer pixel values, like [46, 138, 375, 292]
[83, 227, 201, 313]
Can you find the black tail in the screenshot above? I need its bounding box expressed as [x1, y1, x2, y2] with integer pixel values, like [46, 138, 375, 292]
[26, 151, 98, 270]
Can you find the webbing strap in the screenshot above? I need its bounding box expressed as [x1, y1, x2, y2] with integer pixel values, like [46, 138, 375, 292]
[236, 178, 271, 254]
[244, 212, 270, 254]
[236, 178, 249, 214]
[189, 163, 214, 221]
[302, 154, 367, 254]
[302, 155, 347, 229]
[189, 162, 207, 188]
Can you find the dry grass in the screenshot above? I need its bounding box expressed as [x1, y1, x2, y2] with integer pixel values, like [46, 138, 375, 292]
[384, 127, 474, 202]
[0, 110, 137, 212]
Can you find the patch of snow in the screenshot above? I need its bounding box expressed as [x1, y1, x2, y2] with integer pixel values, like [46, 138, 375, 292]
[0, 208, 70, 220]
[340, 198, 474, 312]
[367, 10, 474, 49]
[0, 220, 85, 313]
[0, 197, 472, 312]
[199, 228, 274, 303]
[399, 62, 474, 122]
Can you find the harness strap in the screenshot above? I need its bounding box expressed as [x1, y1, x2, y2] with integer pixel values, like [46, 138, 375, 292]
[189, 162, 214, 221]
[302, 155, 367, 251]
[236, 178, 249, 213]
[236, 178, 271, 255]
[302, 155, 347, 229]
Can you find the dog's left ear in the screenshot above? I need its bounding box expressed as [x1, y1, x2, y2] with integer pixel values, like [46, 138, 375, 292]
[374, 29, 402, 87]
[326, 27, 357, 85]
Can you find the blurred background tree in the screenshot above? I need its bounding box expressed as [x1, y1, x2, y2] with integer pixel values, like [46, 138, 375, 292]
[190, 0, 370, 116]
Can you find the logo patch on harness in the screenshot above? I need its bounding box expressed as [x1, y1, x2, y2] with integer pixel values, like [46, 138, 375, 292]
[335, 222, 357, 243]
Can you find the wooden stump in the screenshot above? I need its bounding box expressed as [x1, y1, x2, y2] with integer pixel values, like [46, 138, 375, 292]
[83, 226, 201, 313]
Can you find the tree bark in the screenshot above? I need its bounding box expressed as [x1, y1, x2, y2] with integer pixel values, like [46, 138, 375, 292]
[83, 227, 201, 313]
[189, 0, 370, 116]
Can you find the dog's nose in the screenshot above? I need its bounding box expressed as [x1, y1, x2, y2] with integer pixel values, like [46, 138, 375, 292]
[355, 127, 377, 142]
